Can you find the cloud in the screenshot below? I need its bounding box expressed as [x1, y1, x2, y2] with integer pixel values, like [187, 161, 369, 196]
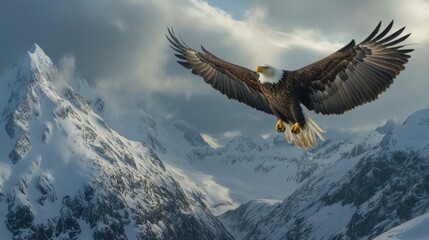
[222, 130, 242, 138]
[0, 0, 427, 137]
[57, 54, 76, 85]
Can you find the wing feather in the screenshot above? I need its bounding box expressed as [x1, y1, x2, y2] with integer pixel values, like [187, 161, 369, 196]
[166, 28, 273, 115]
[296, 20, 413, 115]
[369, 20, 394, 42]
[377, 27, 405, 44]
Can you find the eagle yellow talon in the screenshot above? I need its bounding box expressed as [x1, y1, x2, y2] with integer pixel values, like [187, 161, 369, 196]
[291, 123, 301, 134]
[276, 119, 286, 132]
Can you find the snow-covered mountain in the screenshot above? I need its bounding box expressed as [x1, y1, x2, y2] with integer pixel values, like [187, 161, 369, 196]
[86, 92, 388, 215]
[220, 108, 429, 239]
[0, 44, 232, 239]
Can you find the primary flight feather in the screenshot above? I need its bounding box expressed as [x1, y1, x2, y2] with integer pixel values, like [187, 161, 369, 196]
[166, 21, 413, 149]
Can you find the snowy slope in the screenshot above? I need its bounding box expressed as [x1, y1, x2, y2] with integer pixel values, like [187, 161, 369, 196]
[220, 108, 429, 239]
[218, 199, 280, 240]
[374, 212, 429, 240]
[0, 44, 232, 239]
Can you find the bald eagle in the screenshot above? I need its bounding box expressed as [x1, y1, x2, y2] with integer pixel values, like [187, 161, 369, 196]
[166, 21, 413, 149]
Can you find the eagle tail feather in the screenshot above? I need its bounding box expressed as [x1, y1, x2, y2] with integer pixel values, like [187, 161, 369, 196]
[283, 115, 326, 149]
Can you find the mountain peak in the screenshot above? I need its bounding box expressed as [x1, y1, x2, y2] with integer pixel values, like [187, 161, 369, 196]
[15, 43, 55, 81]
[389, 107, 429, 145]
[376, 119, 396, 134]
[28, 43, 42, 54]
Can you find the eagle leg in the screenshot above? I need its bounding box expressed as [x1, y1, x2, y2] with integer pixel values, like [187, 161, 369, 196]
[276, 119, 286, 132]
[291, 123, 301, 134]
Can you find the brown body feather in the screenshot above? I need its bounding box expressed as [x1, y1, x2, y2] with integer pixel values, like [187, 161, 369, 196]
[259, 71, 306, 127]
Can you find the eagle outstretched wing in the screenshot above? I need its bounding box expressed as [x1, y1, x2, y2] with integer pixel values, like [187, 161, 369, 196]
[166, 28, 273, 114]
[296, 20, 413, 115]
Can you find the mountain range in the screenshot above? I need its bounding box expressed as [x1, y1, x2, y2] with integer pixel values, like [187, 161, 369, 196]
[1, 44, 428, 239]
[219, 108, 429, 239]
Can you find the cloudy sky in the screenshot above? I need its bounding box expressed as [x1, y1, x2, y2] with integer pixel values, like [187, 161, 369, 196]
[1, 0, 428, 138]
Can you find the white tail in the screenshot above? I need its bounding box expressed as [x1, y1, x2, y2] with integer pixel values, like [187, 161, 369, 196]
[284, 115, 326, 149]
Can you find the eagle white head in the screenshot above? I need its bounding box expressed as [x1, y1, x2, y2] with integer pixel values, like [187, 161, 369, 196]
[256, 64, 283, 84]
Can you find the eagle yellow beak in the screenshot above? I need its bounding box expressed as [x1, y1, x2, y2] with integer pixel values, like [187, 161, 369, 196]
[256, 66, 266, 73]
